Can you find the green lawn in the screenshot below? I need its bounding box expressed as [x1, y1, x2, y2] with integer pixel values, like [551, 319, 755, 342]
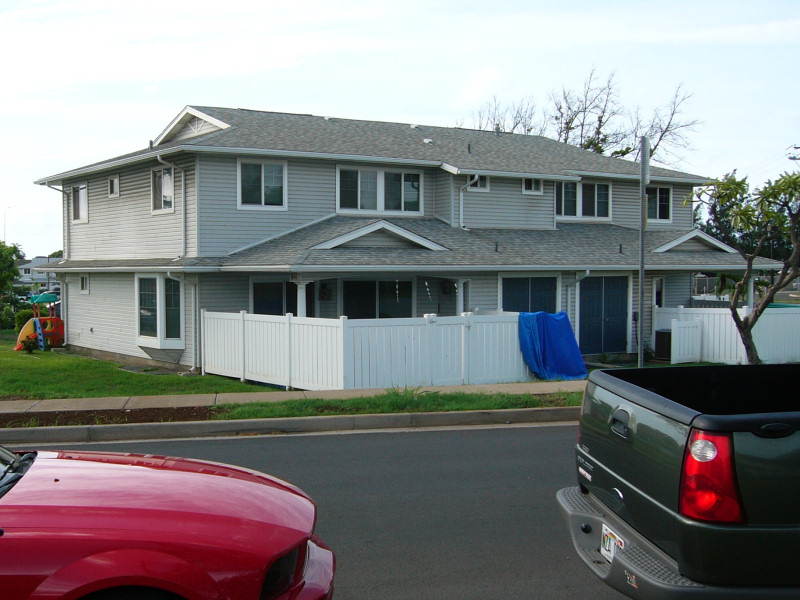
[0, 329, 264, 400]
[214, 387, 582, 420]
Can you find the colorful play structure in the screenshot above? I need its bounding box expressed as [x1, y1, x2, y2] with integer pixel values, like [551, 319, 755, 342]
[14, 293, 64, 352]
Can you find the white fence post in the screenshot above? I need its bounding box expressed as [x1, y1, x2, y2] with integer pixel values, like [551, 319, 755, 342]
[340, 316, 350, 390]
[424, 314, 436, 385]
[200, 309, 207, 376]
[286, 313, 293, 390]
[239, 310, 247, 382]
[461, 312, 472, 385]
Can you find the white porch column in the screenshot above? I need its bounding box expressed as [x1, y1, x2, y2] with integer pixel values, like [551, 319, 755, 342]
[747, 277, 755, 309]
[456, 279, 466, 314]
[296, 282, 308, 317]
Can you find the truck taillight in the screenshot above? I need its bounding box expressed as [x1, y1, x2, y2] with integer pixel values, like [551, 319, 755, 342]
[679, 429, 745, 524]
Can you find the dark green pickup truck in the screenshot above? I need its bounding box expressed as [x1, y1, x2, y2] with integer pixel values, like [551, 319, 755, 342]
[557, 364, 800, 599]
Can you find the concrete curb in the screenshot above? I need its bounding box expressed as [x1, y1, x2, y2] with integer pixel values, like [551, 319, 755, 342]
[2, 406, 580, 445]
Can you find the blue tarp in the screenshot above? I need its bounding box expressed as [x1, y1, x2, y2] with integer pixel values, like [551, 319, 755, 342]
[518, 312, 588, 381]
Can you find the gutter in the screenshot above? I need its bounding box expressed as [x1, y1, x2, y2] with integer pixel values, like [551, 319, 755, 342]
[157, 155, 187, 259]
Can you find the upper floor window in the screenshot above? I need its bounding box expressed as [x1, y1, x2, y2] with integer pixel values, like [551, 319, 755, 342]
[647, 186, 671, 221]
[556, 181, 610, 219]
[80, 274, 90, 294]
[337, 167, 422, 213]
[467, 175, 489, 192]
[238, 159, 288, 210]
[71, 182, 88, 223]
[522, 178, 543, 195]
[151, 167, 174, 213]
[108, 175, 119, 198]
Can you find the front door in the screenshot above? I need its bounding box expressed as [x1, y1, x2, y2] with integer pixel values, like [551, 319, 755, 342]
[579, 276, 628, 354]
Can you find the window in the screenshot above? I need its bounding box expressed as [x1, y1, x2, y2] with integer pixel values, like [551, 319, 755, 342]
[343, 280, 413, 318]
[237, 159, 287, 209]
[79, 275, 90, 295]
[337, 167, 422, 213]
[502, 277, 557, 313]
[647, 186, 671, 221]
[522, 178, 543, 195]
[151, 167, 174, 212]
[556, 181, 610, 218]
[251, 280, 315, 317]
[467, 175, 489, 192]
[108, 175, 119, 198]
[555, 182, 577, 216]
[581, 183, 610, 218]
[71, 182, 88, 223]
[136, 274, 183, 349]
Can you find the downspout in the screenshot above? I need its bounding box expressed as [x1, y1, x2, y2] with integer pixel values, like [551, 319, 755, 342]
[157, 156, 187, 259]
[458, 174, 479, 229]
[167, 271, 198, 371]
[567, 269, 591, 325]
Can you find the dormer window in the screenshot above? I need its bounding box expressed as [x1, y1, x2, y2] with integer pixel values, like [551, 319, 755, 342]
[522, 178, 543, 195]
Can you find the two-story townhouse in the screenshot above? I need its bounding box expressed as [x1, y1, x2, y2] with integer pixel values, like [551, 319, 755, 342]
[16, 256, 59, 292]
[35, 106, 774, 371]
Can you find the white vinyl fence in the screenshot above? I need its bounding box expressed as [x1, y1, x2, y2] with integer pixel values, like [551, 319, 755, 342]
[654, 305, 800, 365]
[202, 311, 537, 390]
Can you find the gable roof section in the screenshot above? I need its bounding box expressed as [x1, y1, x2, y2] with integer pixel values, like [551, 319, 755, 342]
[153, 106, 231, 146]
[652, 229, 736, 253]
[311, 220, 447, 251]
[36, 106, 709, 186]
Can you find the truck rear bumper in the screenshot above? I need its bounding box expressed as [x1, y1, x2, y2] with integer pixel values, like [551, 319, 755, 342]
[557, 486, 800, 600]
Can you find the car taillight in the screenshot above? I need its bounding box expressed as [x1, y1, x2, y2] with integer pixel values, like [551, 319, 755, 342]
[679, 428, 745, 524]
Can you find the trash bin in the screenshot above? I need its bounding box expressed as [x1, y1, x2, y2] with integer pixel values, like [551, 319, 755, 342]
[654, 329, 671, 361]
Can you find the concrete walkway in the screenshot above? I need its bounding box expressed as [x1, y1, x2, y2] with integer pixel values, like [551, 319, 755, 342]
[0, 380, 587, 445]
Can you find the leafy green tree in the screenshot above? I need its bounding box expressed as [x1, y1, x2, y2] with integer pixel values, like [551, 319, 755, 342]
[0, 240, 24, 305]
[694, 171, 800, 364]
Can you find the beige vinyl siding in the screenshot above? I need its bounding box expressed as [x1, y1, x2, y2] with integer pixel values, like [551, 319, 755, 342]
[65, 272, 197, 368]
[65, 155, 194, 260]
[664, 272, 692, 306]
[199, 274, 250, 312]
[461, 176, 555, 230]
[610, 180, 695, 230]
[197, 156, 334, 256]
[434, 171, 454, 224]
[465, 274, 500, 313]
[198, 157, 438, 256]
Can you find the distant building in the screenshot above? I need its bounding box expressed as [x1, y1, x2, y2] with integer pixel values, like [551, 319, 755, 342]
[16, 256, 60, 291]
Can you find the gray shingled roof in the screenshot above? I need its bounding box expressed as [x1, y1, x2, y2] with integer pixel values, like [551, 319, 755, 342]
[37, 106, 707, 184]
[45, 218, 779, 273]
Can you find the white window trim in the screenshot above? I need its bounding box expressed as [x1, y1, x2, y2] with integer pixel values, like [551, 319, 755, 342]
[70, 182, 88, 224]
[108, 175, 120, 198]
[236, 158, 289, 211]
[79, 274, 90, 295]
[135, 274, 184, 350]
[646, 185, 673, 223]
[555, 181, 613, 221]
[336, 166, 424, 215]
[467, 175, 490, 192]
[151, 166, 175, 214]
[521, 178, 544, 195]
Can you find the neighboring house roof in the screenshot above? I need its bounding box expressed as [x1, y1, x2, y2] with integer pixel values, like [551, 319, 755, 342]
[36, 106, 708, 186]
[44, 217, 780, 274]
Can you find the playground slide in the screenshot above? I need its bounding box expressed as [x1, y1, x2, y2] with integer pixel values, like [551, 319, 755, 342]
[14, 319, 37, 351]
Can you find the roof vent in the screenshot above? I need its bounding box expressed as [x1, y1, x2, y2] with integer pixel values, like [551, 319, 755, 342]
[410, 124, 419, 129]
[324, 116, 332, 121]
[423, 138, 433, 145]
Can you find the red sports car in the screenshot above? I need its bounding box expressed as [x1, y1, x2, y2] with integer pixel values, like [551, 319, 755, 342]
[0, 444, 334, 600]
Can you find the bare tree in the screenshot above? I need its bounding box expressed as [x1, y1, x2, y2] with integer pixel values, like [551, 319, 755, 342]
[468, 69, 700, 166]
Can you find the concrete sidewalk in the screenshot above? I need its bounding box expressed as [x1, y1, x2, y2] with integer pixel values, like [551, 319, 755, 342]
[0, 380, 586, 445]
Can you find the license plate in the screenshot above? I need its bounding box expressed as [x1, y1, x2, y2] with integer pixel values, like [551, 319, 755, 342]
[600, 523, 625, 563]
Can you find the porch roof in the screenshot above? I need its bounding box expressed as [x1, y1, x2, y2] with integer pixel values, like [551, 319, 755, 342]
[47, 217, 778, 274]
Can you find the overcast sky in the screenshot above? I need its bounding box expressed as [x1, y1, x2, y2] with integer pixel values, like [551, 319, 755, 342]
[2, 0, 798, 258]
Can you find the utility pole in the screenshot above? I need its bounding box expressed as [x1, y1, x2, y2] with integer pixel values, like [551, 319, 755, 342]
[638, 137, 650, 368]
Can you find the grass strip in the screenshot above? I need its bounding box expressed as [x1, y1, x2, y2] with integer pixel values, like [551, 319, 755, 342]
[213, 388, 583, 420]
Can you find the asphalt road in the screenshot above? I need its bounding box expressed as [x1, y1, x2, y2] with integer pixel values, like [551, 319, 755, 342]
[40, 425, 627, 600]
